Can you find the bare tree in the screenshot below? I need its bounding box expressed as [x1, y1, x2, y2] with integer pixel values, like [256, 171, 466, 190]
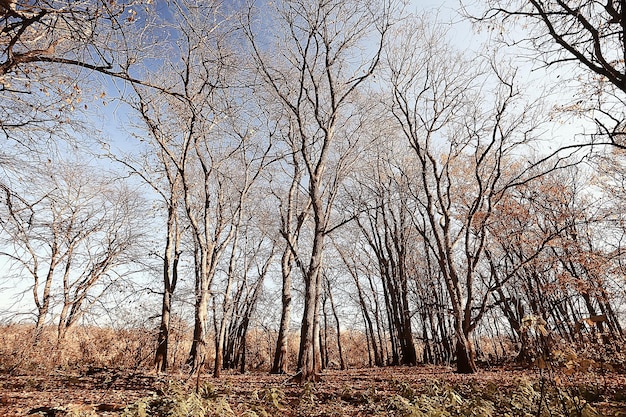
[0, 161, 144, 343]
[153, 169, 184, 373]
[350, 156, 419, 366]
[247, 0, 397, 382]
[107, 143, 186, 373]
[269, 121, 311, 375]
[384, 16, 544, 373]
[125, 0, 274, 375]
[221, 215, 276, 373]
[212, 129, 273, 378]
[483, 164, 625, 365]
[333, 238, 386, 367]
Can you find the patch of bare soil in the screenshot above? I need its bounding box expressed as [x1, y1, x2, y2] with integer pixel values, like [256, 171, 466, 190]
[1, 366, 625, 416]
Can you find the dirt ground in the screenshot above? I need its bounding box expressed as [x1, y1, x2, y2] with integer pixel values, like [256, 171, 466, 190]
[1, 366, 626, 416]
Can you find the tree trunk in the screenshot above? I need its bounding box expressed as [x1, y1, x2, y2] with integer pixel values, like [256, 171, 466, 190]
[34, 259, 57, 344]
[155, 201, 180, 373]
[239, 324, 247, 374]
[297, 263, 322, 382]
[187, 242, 211, 373]
[57, 305, 69, 344]
[455, 334, 477, 374]
[187, 294, 209, 373]
[368, 274, 387, 366]
[297, 171, 326, 382]
[321, 294, 329, 369]
[400, 281, 417, 366]
[327, 281, 346, 370]
[214, 271, 235, 378]
[271, 247, 294, 374]
[362, 294, 382, 366]
[154, 293, 171, 373]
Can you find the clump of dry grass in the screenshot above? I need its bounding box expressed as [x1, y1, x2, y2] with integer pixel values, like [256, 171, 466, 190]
[0, 324, 55, 374]
[0, 324, 182, 374]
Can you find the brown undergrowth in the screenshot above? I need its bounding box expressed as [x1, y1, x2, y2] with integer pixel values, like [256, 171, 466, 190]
[1, 325, 626, 416]
[0, 324, 164, 374]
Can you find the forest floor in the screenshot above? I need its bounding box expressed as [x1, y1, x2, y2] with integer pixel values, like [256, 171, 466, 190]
[1, 365, 626, 416]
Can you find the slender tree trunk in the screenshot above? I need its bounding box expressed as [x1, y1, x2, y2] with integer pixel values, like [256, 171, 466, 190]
[422, 317, 432, 364]
[337, 245, 381, 367]
[361, 291, 381, 366]
[55, 258, 76, 345]
[155, 201, 180, 372]
[297, 172, 326, 381]
[239, 317, 248, 374]
[327, 282, 346, 370]
[214, 329, 224, 377]
[321, 293, 329, 369]
[313, 294, 323, 372]
[380, 270, 400, 366]
[600, 299, 623, 338]
[400, 280, 417, 365]
[57, 304, 69, 343]
[367, 274, 386, 366]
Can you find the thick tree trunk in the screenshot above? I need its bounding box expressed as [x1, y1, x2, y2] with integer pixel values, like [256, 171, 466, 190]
[214, 275, 234, 378]
[271, 248, 294, 374]
[297, 171, 326, 382]
[187, 297, 208, 373]
[154, 294, 171, 373]
[187, 244, 211, 373]
[401, 323, 418, 366]
[297, 293, 316, 381]
[455, 335, 477, 374]
[214, 341, 223, 377]
[297, 264, 322, 382]
[271, 309, 291, 374]
[34, 261, 57, 344]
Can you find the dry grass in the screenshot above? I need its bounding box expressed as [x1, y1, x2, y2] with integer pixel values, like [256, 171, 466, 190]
[0, 324, 164, 374]
[1, 325, 626, 416]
